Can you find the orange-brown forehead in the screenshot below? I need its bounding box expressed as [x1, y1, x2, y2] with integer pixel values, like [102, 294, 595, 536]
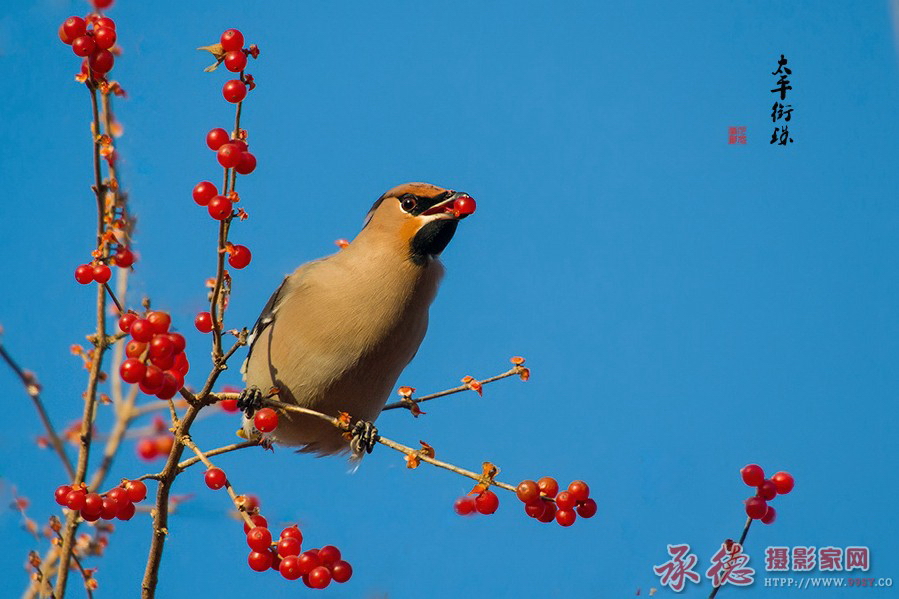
[381, 182, 450, 200]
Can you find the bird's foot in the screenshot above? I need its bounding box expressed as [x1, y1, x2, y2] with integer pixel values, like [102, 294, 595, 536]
[236, 386, 264, 418]
[349, 420, 380, 455]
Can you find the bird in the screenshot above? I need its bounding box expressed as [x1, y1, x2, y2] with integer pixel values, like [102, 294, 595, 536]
[238, 182, 476, 458]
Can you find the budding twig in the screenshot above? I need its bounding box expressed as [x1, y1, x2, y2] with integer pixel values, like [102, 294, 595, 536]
[0, 343, 74, 479]
[382, 363, 526, 412]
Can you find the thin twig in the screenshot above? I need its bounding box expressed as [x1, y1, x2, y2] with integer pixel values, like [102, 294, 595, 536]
[180, 436, 256, 529]
[175, 440, 259, 472]
[707, 517, 754, 599]
[383, 366, 522, 411]
[55, 80, 111, 598]
[0, 344, 74, 479]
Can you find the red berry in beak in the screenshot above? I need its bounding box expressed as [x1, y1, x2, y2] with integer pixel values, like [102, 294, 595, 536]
[452, 195, 476, 218]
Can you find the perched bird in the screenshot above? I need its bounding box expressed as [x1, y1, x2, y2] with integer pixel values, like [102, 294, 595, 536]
[239, 182, 476, 458]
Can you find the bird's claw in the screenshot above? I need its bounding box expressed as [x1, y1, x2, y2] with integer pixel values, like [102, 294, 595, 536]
[236, 386, 264, 418]
[350, 420, 380, 455]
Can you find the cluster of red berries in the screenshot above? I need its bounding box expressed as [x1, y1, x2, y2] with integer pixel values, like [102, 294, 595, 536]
[740, 464, 794, 524]
[74, 247, 135, 285]
[217, 29, 257, 103]
[136, 435, 174, 461]
[246, 525, 352, 589]
[516, 477, 596, 527]
[54, 479, 146, 522]
[117, 311, 189, 399]
[58, 14, 117, 76]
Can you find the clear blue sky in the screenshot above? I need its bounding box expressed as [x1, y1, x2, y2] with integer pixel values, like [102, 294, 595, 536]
[2, 1, 898, 597]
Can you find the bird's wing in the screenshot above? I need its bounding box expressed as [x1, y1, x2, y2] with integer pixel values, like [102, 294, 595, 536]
[241, 258, 327, 377]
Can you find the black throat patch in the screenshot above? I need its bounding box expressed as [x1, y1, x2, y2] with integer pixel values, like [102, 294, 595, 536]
[410, 219, 459, 266]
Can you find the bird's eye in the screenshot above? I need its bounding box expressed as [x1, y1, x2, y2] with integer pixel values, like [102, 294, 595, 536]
[400, 195, 417, 213]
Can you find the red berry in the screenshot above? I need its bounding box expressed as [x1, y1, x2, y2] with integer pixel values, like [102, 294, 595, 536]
[151, 352, 175, 371]
[555, 508, 577, 527]
[55, 485, 73, 506]
[168, 333, 186, 353]
[761, 505, 777, 525]
[307, 566, 332, 589]
[146, 311, 171, 334]
[248, 550, 272, 572]
[216, 143, 242, 168]
[81, 510, 100, 522]
[297, 550, 322, 575]
[230, 139, 249, 152]
[120, 358, 146, 384]
[207, 195, 232, 220]
[222, 80, 247, 103]
[331, 560, 353, 583]
[254, 408, 278, 433]
[106, 487, 128, 505]
[126, 479, 147, 502]
[277, 537, 302, 557]
[567, 480, 590, 502]
[94, 27, 116, 50]
[279, 555, 302, 580]
[164, 369, 184, 390]
[220, 29, 245, 52]
[195, 312, 214, 333]
[141, 364, 164, 391]
[475, 490, 499, 515]
[280, 526, 303, 543]
[116, 501, 136, 520]
[454, 496, 476, 515]
[92, 263, 112, 284]
[204, 468, 227, 490]
[155, 373, 180, 400]
[576, 498, 598, 519]
[173, 352, 190, 375]
[771, 471, 795, 495]
[741, 464, 765, 487]
[82, 493, 104, 517]
[745, 496, 768, 519]
[118, 312, 137, 332]
[192, 181, 217, 206]
[206, 128, 229, 151]
[555, 490, 576, 510]
[537, 501, 557, 523]
[125, 340, 146, 359]
[269, 548, 282, 571]
[89, 50, 114, 74]
[224, 50, 247, 72]
[243, 514, 268, 534]
[757, 479, 778, 501]
[92, 0, 115, 9]
[452, 195, 477, 218]
[100, 496, 120, 520]
[113, 246, 135, 268]
[149, 335, 174, 360]
[72, 35, 96, 57]
[318, 545, 341, 566]
[516, 480, 540, 503]
[235, 152, 257, 175]
[62, 17, 87, 41]
[228, 244, 252, 269]
[130, 319, 154, 342]
[65, 489, 86, 511]
[58, 25, 74, 45]
[537, 476, 559, 498]
[95, 17, 115, 30]
[137, 438, 158, 460]
[221, 398, 238, 412]
[524, 500, 546, 518]
[74, 264, 94, 284]
[246, 527, 272, 552]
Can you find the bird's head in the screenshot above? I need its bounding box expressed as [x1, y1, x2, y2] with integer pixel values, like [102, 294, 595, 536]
[360, 182, 476, 265]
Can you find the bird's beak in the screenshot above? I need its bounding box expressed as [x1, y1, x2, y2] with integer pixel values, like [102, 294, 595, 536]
[422, 191, 477, 219]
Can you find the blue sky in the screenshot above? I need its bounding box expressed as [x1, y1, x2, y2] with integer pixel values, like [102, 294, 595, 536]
[2, 0, 898, 597]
